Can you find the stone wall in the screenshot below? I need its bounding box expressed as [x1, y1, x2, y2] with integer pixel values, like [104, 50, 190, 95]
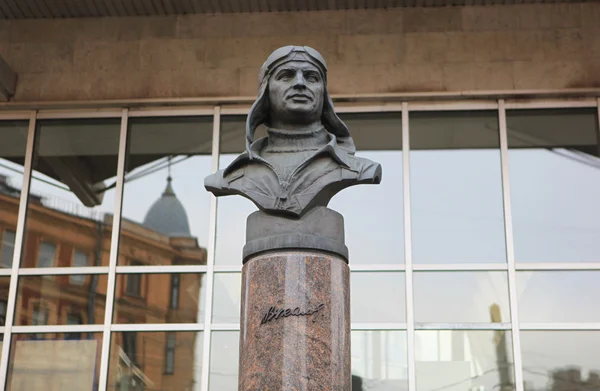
[0, 2, 599, 102]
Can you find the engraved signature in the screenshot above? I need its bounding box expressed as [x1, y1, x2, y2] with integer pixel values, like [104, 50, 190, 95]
[260, 303, 325, 325]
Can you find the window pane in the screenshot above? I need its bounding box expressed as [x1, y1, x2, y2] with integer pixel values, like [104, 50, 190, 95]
[215, 115, 260, 265]
[518, 271, 600, 323]
[1, 230, 15, 268]
[416, 330, 515, 391]
[14, 275, 107, 325]
[410, 111, 506, 263]
[212, 273, 241, 324]
[0, 277, 10, 326]
[119, 116, 212, 266]
[414, 272, 510, 323]
[352, 330, 408, 390]
[70, 249, 89, 285]
[507, 109, 600, 262]
[351, 272, 405, 323]
[37, 241, 56, 267]
[23, 118, 120, 268]
[329, 112, 404, 264]
[0, 120, 28, 267]
[7, 333, 102, 391]
[109, 331, 203, 389]
[521, 331, 600, 391]
[209, 331, 239, 391]
[113, 273, 206, 324]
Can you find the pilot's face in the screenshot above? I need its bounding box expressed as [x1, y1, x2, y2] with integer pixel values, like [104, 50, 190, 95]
[268, 61, 324, 124]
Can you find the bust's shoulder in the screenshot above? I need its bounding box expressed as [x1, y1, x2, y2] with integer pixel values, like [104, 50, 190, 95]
[346, 155, 382, 184]
[204, 157, 249, 194]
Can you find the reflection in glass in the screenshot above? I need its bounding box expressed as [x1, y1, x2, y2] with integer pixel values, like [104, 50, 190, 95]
[14, 275, 106, 326]
[521, 331, 600, 391]
[109, 331, 203, 391]
[113, 273, 206, 324]
[7, 332, 102, 391]
[416, 330, 515, 391]
[1, 230, 15, 268]
[507, 109, 600, 262]
[0, 121, 28, 268]
[351, 330, 408, 391]
[329, 113, 404, 264]
[215, 116, 262, 266]
[517, 271, 600, 323]
[22, 119, 120, 268]
[0, 277, 10, 326]
[351, 272, 405, 323]
[414, 272, 511, 323]
[120, 117, 213, 266]
[215, 154, 257, 266]
[209, 331, 239, 391]
[212, 273, 241, 324]
[410, 111, 506, 263]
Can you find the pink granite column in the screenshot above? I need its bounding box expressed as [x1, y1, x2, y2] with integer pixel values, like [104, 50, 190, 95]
[239, 250, 350, 391]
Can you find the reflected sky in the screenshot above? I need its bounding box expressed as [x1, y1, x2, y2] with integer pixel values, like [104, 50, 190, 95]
[416, 330, 514, 391]
[414, 272, 510, 323]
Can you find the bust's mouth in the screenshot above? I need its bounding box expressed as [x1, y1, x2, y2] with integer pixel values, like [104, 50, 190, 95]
[287, 93, 312, 101]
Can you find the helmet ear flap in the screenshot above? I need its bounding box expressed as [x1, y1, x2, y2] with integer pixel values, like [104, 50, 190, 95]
[246, 79, 270, 158]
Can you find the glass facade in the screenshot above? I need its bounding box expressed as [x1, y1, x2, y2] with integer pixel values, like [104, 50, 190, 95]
[0, 97, 598, 391]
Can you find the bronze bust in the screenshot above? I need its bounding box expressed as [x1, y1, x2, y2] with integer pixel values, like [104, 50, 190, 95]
[205, 46, 382, 217]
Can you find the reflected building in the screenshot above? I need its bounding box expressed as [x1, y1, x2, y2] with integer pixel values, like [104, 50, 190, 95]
[550, 368, 600, 391]
[0, 175, 205, 391]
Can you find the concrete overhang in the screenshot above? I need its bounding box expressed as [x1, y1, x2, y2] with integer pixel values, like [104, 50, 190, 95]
[0, 0, 593, 18]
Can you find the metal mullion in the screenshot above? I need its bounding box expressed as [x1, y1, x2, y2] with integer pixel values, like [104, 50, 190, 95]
[335, 104, 404, 114]
[408, 101, 498, 112]
[351, 323, 408, 330]
[412, 263, 508, 271]
[219, 106, 252, 116]
[0, 270, 10, 277]
[597, 98, 600, 154]
[0, 112, 31, 120]
[128, 107, 215, 117]
[504, 99, 597, 110]
[18, 266, 109, 275]
[213, 266, 242, 273]
[111, 323, 205, 332]
[116, 265, 208, 274]
[200, 106, 221, 391]
[97, 109, 129, 391]
[12, 324, 105, 333]
[415, 323, 512, 330]
[402, 102, 417, 391]
[210, 323, 240, 331]
[498, 99, 525, 391]
[520, 323, 600, 331]
[36, 109, 123, 119]
[349, 264, 406, 272]
[515, 263, 600, 271]
[0, 111, 36, 391]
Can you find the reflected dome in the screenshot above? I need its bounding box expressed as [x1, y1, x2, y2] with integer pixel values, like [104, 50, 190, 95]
[143, 176, 191, 237]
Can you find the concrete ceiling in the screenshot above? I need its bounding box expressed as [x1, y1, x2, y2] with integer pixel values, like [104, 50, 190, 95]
[0, 0, 592, 19]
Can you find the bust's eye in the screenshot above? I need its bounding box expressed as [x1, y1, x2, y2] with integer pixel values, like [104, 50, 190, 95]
[305, 73, 319, 83]
[277, 71, 293, 81]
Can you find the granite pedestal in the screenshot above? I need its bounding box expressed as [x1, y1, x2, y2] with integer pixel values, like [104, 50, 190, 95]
[239, 207, 351, 391]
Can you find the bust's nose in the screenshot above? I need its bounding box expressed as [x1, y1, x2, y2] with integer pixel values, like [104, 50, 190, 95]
[293, 71, 307, 89]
